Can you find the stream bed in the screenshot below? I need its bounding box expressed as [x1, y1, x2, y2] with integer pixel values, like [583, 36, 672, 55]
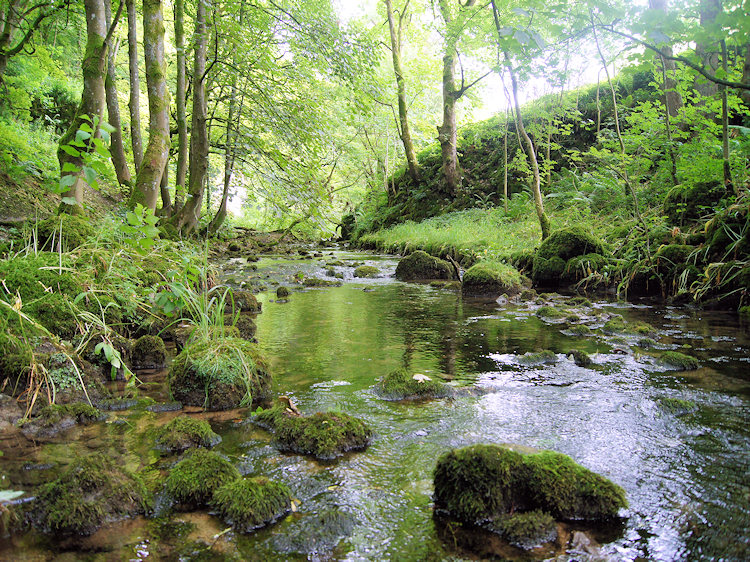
[1, 249, 749, 560]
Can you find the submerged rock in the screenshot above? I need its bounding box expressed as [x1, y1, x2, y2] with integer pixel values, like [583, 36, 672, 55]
[21, 403, 102, 438]
[271, 509, 357, 555]
[354, 265, 380, 278]
[462, 261, 523, 298]
[490, 510, 558, 550]
[518, 350, 557, 366]
[603, 316, 656, 337]
[658, 397, 698, 416]
[211, 476, 291, 533]
[302, 277, 343, 287]
[433, 444, 627, 524]
[660, 351, 700, 371]
[373, 369, 451, 401]
[30, 453, 150, 536]
[130, 335, 167, 369]
[154, 416, 221, 453]
[254, 399, 372, 460]
[165, 449, 240, 507]
[168, 337, 271, 410]
[395, 250, 455, 281]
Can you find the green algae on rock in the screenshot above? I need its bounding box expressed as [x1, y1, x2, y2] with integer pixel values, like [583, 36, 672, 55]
[254, 401, 372, 460]
[518, 350, 557, 366]
[461, 261, 522, 298]
[154, 416, 221, 453]
[211, 476, 291, 533]
[658, 397, 698, 416]
[433, 444, 627, 524]
[130, 335, 167, 369]
[168, 337, 271, 410]
[302, 277, 343, 287]
[603, 316, 656, 337]
[491, 510, 557, 550]
[395, 250, 455, 281]
[374, 369, 451, 401]
[660, 351, 700, 371]
[165, 449, 240, 507]
[21, 402, 102, 438]
[353, 265, 380, 278]
[30, 453, 150, 536]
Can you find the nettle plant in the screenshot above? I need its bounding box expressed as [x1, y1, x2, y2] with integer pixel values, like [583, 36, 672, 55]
[55, 114, 115, 206]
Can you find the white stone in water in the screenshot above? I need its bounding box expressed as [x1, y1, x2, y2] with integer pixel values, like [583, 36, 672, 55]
[412, 374, 432, 383]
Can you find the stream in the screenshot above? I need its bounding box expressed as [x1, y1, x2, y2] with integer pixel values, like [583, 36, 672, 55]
[0, 249, 749, 560]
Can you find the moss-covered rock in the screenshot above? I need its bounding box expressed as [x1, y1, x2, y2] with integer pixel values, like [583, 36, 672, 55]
[353, 265, 380, 278]
[302, 277, 343, 287]
[234, 314, 257, 340]
[395, 250, 455, 281]
[254, 401, 372, 460]
[603, 316, 655, 337]
[154, 416, 221, 453]
[518, 350, 557, 366]
[664, 181, 728, 225]
[536, 306, 568, 321]
[130, 335, 167, 369]
[563, 253, 609, 282]
[660, 351, 699, 371]
[433, 444, 627, 524]
[533, 227, 606, 287]
[374, 369, 451, 401]
[276, 286, 290, 298]
[165, 449, 240, 507]
[228, 290, 261, 313]
[168, 337, 271, 410]
[658, 397, 698, 416]
[21, 402, 102, 438]
[531, 256, 566, 287]
[570, 350, 593, 367]
[461, 261, 522, 297]
[566, 325, 592, 336]
[491, 510, 557, 550]
[30, 453, 150, 536]
[37, 214, 95, 251]
[211, 476, 291, 533]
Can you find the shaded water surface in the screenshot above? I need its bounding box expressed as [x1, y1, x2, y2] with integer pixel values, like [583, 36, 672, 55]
[1, 250, 749, 560]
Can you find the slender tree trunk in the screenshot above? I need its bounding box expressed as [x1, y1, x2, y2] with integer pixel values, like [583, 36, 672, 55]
[437, 0, 459, 195]
[128, 0, 170, 211]
[694, 0, 721, 98]
[173, 0, 188, 212]
[104, 1, 131, 186]
[648, 0, 683, 116]
[659, 57, 678, 187]
[160, 159, 172, 213]
[719, 39, 735, 196]
[174, 0, 209, 234]
[503, 107, 508, 213]
[385, 0, 419, 184]
[126, 0, 143, 173]
[741, 44, 750, 110]
[58, 0, 108, 214]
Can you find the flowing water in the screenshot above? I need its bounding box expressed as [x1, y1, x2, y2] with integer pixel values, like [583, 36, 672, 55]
[1, 250, 749, 561]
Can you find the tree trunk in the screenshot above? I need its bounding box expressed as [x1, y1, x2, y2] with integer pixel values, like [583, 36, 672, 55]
[126, 0, 143, 173]
[741, 44, 750, 110]
[128, 0, 170, 211]
[104, 1, 131, 186]
[719, 39, 734, 195]
[385, 0, 419, 184]
[160, 159, 172, 213]
[173, 0, 188, 212]
[695, 0, 721, 98]
[502, 107, 508, 213]
[174, 0, 209, 234]
[437, 0, 459, 195]
[57, 0, 108, 215]
[648, 0, 683, 116]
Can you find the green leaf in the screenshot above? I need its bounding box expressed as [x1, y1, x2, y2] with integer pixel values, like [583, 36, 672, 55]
[100, 121, 116, 134]
[62, 162, 79, 172]
[75, 130, 91, 142]
[61, 197, 78, 206]
[0, 490, 24, 503]
[94, 342, 105, 354]
[60, 145, 80, 157]
[59, 174, 77, 187]
[83, 166, 97, 185]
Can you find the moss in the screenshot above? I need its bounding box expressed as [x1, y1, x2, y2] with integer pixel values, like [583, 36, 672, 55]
[276, 286, 290, 298]
[567, 325, 592, 336]
[130, 335, 167, 369]
[461, 261, 522, 297]
[537, 227, 606, 262]
[603, 316, 655, 336]
[510, 249, 535, 273]
[37, 214, 94, 250]
[664, 181, 727, 224]
[165, 449, 240, 507]
[374, 369, 451, 400]
[395, 250, 455, 281]
[563, 253, 609, 282]
[570, 350, 593, 367]
[234, 315, 257, 339]
[531, 256, 565, 287]
[660, 351, 699, 371]
[228, 290, 261, 313]
[255, 402, 372, 460]
[211, 476, 291, 533]
[154, 416, 221, 453]
[36, 402, 101, 425]
[433, 444, 627, 524]
[168, 337, 271, 410]
[353, 265, 379, 278]
[518, 350, 557, 366]
[658, 397, 698, 416]
[536, 306, 568, 320]
[655, 245, 694, 272]
[303, 277, 343, 287]
[30, 453, 149, 536]
[492, 510, 557, 549]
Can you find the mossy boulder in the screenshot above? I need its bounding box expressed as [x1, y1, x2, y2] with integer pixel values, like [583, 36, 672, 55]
[168, 337, 271, 410]
[433, 444, 627, 524]
[353, 265, 380, 278]
[664, 181, 728, 225]
[570, 350, 593, 368]
[518, 350, 557, 366]
[30, 453, 150, 536]
[533, 227, 606, 287]
[603, 316, 656, 337]
[37, 214, 95, 250]
[658, 397, 698, 416]
[211, 476, 291, 533]
[130, 335, 167, 369]
[535, 306, 568, 321]
[562, 253, 609, 282]
[21, 402, 102, 438]
[374, 369, 451, 401]
[491, 510, 557, 550]
[234, 314, 257, 340]
[154, 416, 221, 453]
[302, 277, 343, 287]
[660, 351, 699, 371]
[395, 250, 455, 281]
[165, 449, 240, 507]
[254, 401, 372, 460]
[276, 286, 290, 298]
[228, 290, 261, 313]
[461, 261, 522, 298]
